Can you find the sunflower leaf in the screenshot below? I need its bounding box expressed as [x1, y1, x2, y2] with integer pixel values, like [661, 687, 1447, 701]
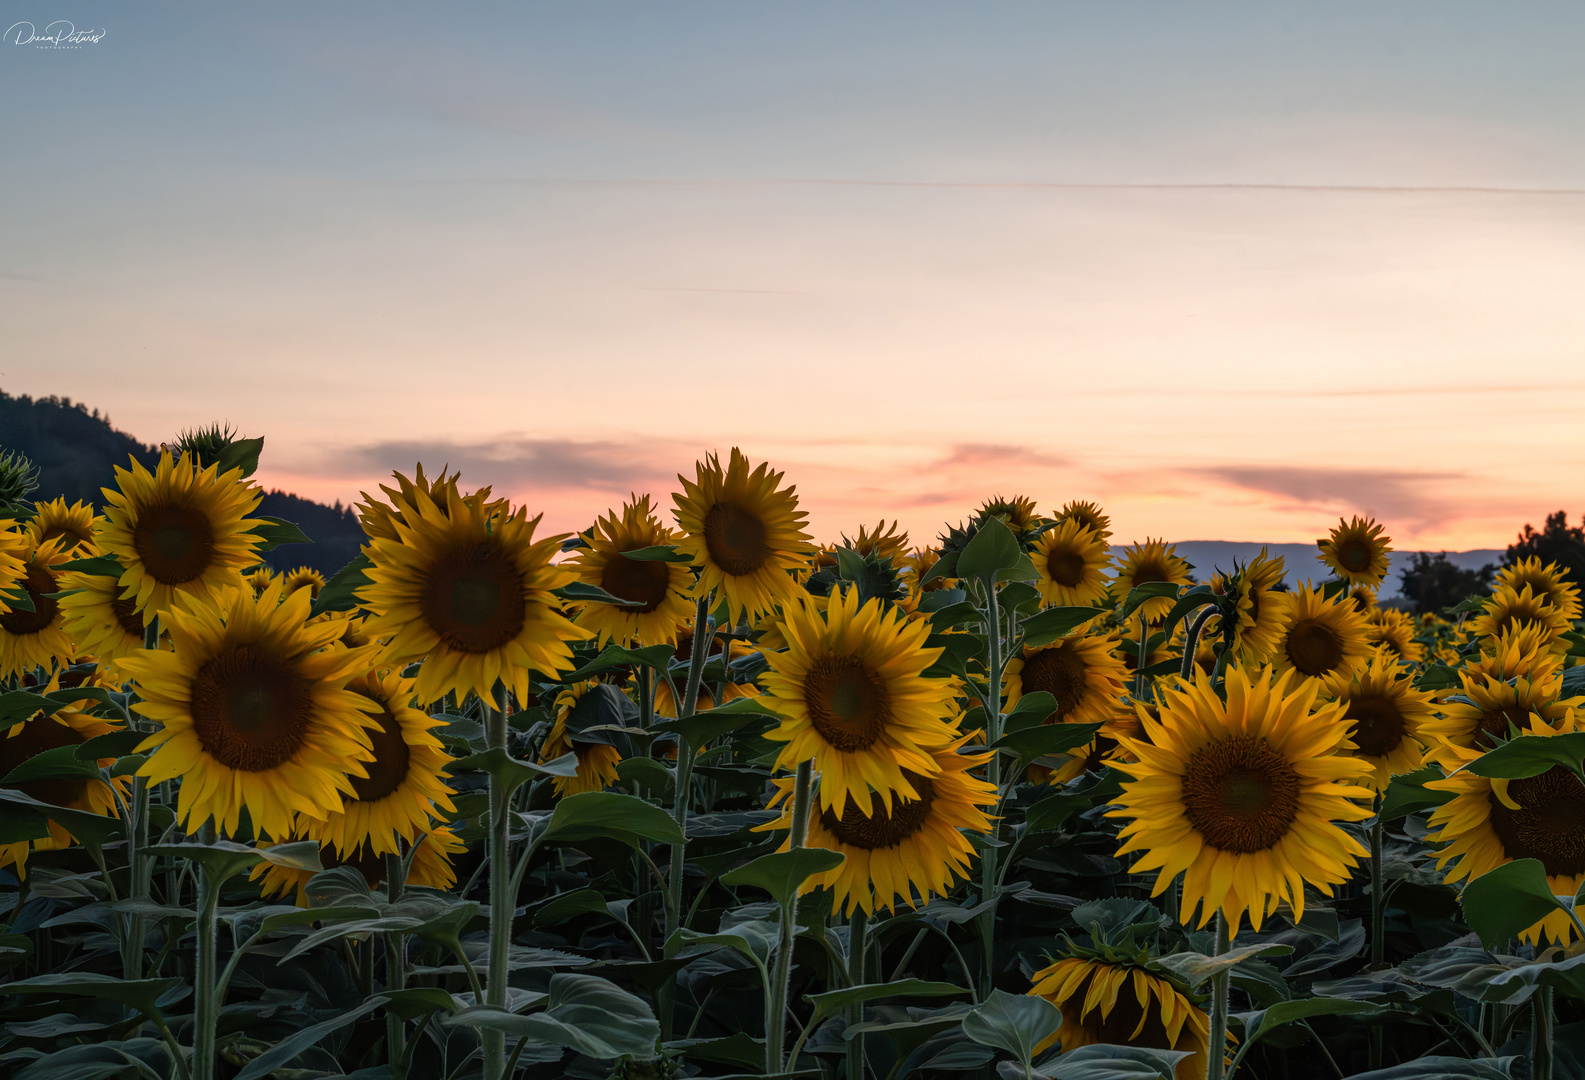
[958, 517, 1023, 582]
[1155, 943, 1295, 988]
[992, 721, 1104, 759]
[1020, 606, 1104, 647]
[564, 643, 677, 680]
[53, 553, 123, 577]
[1459, 858, 1569, 950]
[1120, 581, 1181, 621]
[1415, 663, 1462, 692]
[656, 697, 779, 746]
[2, 585, 35, 612]
[232, 994, 387, 1080]
[450, 747, 579, 795]
[0, 692, 60, 727]
[1033, 1044, 1195, 1080]
[444, 973, 660, 1061]
[2, 973, 186, 1023]
[1460, 732, 1585, 782]
[2, 744, 104, 786]
[961, 989, 1062, 1070]
[251, 515, 313, 551]
[146, 839, 320, 886]
[1379, 764, 1454, 820]
[0, 788, 123, 857]
[620, 545, 692, 563]
[805, 980, 972, 1032]
[554, 581, 646, 607]
[76, 729, 148, 760]
[721, 849, 844, 908]
[1002, 692, 1059, 734]
[312, 552, 373, 616]
[213, 435, 265, 478]
[542, 790, 686, 848]
[1234, 997, 1389, 1048]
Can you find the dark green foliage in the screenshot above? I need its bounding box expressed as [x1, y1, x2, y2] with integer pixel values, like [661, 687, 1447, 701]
[1506, 510, 1585, 588]
[1397, 552, 1495, 615]
[0, 390, 156, 506]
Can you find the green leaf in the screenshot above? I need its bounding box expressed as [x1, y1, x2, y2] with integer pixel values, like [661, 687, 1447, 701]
[1040, 1044, 1195, 1080]
[664, 1033, 767, 1071]
[380, 987, 461, 1020]
[1, 586, 34, 613]
[1460, 858, 1568, 950]
[2, 744, 104, 786]
[928, 601, 984, 633]
[1154, 943, 1295, 989]
[665, 923, 779, 969]
[233, 995, 386, 1080]
[654, 696, 778, 746]
[616, 756, 675, 794]
[146, 839, 321, 887]
[542, 790, 687, 848]
[1415, 663, 1462, 692]
[537, 888, 615, 927]
[992, 721, 1105, 759]
[251, 515, 312, 552]
[1379, 764, 1454, 820]
[1024, 792, 1093, 834]
[1237, 997, 1387, 1047]
[215, 436, 265, 478]
[1020, 605, 1104, 646]
[0, 805, 51, 844]
[0, 691, 61, 726]
[920, 549, 959, 586]
[1462, 732, 1585, 782]
[1002, 692, 1059, 733]
[53, 554, 123, 577]
[1157, 585, 1218, 640]
[620, 545, 693, 563]
[721, 848, 845, 907]
[76, 729, 147, 760]
[565, 643, 678, 680]
[1333, 1056, 1517, 1079]
[804, 979, 971, 1031]
[1120, 581, 1180, 621]
[1, 972, 184, 1022]
[957, 518, 1023, 582]
[554, 581, 645, 607]
[312, 553, 373, 616]
[449, 747, 578, 798]
[0, 788, 123, 857]
[445, 973, 660, 1060]
[961, 989, 1062, 1070]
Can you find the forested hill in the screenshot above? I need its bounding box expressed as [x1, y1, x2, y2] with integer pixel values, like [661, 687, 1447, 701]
[0, 389, 363, 574]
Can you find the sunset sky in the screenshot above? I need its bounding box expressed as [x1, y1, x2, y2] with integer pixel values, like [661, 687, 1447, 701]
[5, 2, 1584, 550]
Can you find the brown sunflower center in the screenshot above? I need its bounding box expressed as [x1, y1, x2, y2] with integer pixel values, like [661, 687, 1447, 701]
[599, 552, 672, 614]
[1488, 766, 1585, 876]
[1046, 547, 1087, 587]
[1066, 969, 1179, 1051]
[702, 501, 770, 577]
[1181, 735, 1301, 853]
[419, 542, 527, 653]
[1337, 538, 1374, 574]
[1344, 693, 1407, 758]
[1285, 620, 1343, 676]
[40, 523, 92, 550]
[1017, 646, 1089, 720]
[131, 501, 216, 585]
[1128, 562, 1170, 587]
[804, 654, 892, 751]
[347, 695, 411, 803]
[821, 770, 935, 850]
[0, 564, 60, 636]
[190, 645, 313, 771]
[0, 714, 90, 806]
[110, 590, 145, 640]
[1475, 701, 1537, 747]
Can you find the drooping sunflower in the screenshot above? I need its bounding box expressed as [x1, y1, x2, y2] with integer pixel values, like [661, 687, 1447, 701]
[57, 564, 149, 667]
[540, 681, 624, 797]
[1028, 956, 1214, 1079]
[1469, 622, 1567, 686]
[671, 448, 813, 622]
[1366, 609, 1424, 665]
[0, 537, 78, 678]
[652, 633, 761, 716]
[1316, 516, 1392, 587]
[1005, 633, 1128, 728]
[1324, 654, 1437, 791]
[1112, 540, 1192, 623]
[253, 825, 465, 907]
[1109, 665, 1374, 930]
[758, 734, 995, 915]
[25, 498, 99, 555]
[282, 567, 325, 600]
[96, 450, 264, 617]
[358, 481, 590, 707]
[309, 669, 456, 857]
[762, 588, 960, 813]
[1032, 519, 1111, 608]
[570, 495, 694, 647]
[845, 520, 910, 562]
[124, 580, 380, 838]
[1495, 557, 1582, 621]
[1208, 549, 1290, 666]
[1468, 585, 1572, 653]
[246, 567, 276, 598]
[902, 547, 948, 594]
[978, 494, 1043, 536]
[1055, 500, 1112, 542]
[356, 464, 491, 545]
[1269, 584, 1372, 686]
[0, 699, 129, 875]
[1427, 713, 1585, 945]
[1420, 662, 1581, 756]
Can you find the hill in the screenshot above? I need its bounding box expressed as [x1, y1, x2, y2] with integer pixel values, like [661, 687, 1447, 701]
[1169, 541, 1501, 601]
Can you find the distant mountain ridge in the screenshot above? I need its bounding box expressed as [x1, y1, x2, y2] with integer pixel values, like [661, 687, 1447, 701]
[1169, 541, 1499, 601]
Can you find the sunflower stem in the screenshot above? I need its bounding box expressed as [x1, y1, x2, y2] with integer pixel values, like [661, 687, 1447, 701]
[663, 598, 713, 1038]
[1534, 985, 1556, 1080]
[192, 828, 221, 1080]
[385, 851, 408, 1080]
[767, 760, 814, 1072]
[483, 688, 510, 1080]
[1207, 912, 1232, 1080]
[1134, 616, 1149, 700]
[1181, 604, 1219, 681]
[978, 578, 1006, 1002]
[847, 906, 869, 1080]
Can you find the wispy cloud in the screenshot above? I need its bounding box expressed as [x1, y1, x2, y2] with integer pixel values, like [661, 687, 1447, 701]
[1185, 465, 1466, 527]
[925, 443, 1068, 471]
[335, 437, 679, 494]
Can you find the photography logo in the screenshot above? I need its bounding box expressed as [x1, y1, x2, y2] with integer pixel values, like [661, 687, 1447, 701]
[6, 21, 106, 48]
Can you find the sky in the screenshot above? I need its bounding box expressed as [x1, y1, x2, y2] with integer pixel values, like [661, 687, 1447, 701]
[4, 2, 1584, 552]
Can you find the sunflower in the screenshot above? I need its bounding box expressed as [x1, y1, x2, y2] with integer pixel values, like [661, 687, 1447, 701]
[1427, 713, 1585, 945]
[570, 495, 693, 647]
[652, 635, 761, 716]
[1346, 585, 1378, 614]
[1269, 584, 1372, 686]
[903, 547, 948, 594]
[309, 669, 456, 857]
[358, 481, 590, 708]
[1469, 623, 1568, 685]
[1496, 558, 1582, 621]
[1055, 500, 1112, 542]
[0, 697, 129, 867]
[762, 589, 961, 813]
[96, 450, 264, 617]
[1028, 956, 1214, 1079]
[246, 567, 276, 598]
[1324, 654, 1437, 791]
[671, 448, 813, 623]
[25, 498, 98, 555]
[0, 524, 25, 615]
[1112, 541, 1192, 623]
[0, 537, 78, 678]
[123, 580, 380, 838]
[1006, 633, 1128, 728]
[1208, 549, 1290, 666]
[1109, 665, 1374, 930]
[845, 520, 910, 563]
[758, 734, 995, 915]
[1032, 519, 1111, 608]
[282, 567, 326, 600]
[1468, 585, 1572, 653]
[356, 464, 483, 545]
[1316, 516, 1392, 587]
[57, 564, 149, 667]
[1420, 662, 1581, 756]
[540, 682, 624, 797]
[253, 826, 465, 907]
[1366, 609, 1423, 664]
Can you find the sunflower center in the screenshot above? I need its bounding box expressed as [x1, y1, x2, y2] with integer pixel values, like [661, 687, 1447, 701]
[1018, 646, 1089, 720]
[1285, 620, 1343, 676]
[821, 770, 935, 850]
[131, 502, 216, 585]
[0, 714, 90, 806]
[804, 654, 893, 751]
[1129, 563, 1169, 586]
[599, 553, 672, 614]
[1337, 539, 1373, 573]
[41, 523, 91, 550]
[703, 501, 770, 577]
[1180, 735, 1301, 853]
[190, 645, 313, 771]
[347, 695, 411, 803]
[419, 542, 527, 653]
[1345, 694, 1407, 758]
[0, 564, 60, 636]
[1476, 702, 1536, 747]
[110, 591, 145, 640]
[1488, 766, 1585, 876]
[1046, 548, 1087, 587]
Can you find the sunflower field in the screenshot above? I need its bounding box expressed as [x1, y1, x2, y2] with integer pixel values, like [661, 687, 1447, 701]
[2, 433, 1584, 1080]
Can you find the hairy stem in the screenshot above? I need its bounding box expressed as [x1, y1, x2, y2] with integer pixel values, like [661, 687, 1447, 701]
[1208, 913, 1231, 1080]
[483, 691, 510, 1080]
[847, 907, 870, 1080]
[977, 579, 1005, 1001]
[767, 760, 814, 1072]
[386, 851, 409, 1080]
